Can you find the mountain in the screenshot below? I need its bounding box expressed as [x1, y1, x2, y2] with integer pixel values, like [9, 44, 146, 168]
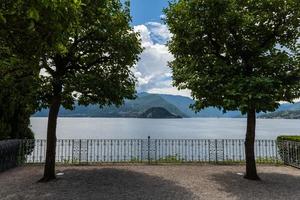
[139, 107, 182, 118]
[34, 93, 187, 118]
[159, 94, 241, 117]
[258, 102, 300, 119]
[274, 102, 300, 112]
[33, 92, 300, 118]
[260, 110, 300, 119]
[260, 108, 300, 119]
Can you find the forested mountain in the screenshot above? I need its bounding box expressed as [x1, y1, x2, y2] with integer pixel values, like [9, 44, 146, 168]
[34, 93, 187, 118]
[33, 93, 300, 118]
[139, 107, 182, 118]
[159, 94, 241, 117]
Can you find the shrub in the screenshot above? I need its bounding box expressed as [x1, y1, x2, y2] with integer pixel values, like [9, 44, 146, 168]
[277, 135, 300, 142]
[0, 140, 35, 172]
[0, 140, 22, 172]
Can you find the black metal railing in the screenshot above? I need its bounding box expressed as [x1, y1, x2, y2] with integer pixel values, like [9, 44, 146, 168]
[277, 140, 300, 168]
[18, 138, 282, 165]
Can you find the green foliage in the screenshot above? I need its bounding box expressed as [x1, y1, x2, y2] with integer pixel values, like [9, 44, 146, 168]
[158, 155, 182, 163]
[0, 140, 23, 171]
[0, 0, 81, 57]
[277, 135, 300, 142]
[165, 0, 300, 114]
[139, 107, 182, 118]
[38, 0, 142, 110]
[129, 157, 141, 163]
[0, 47, 37, 140]
[0, 0, 81, 139]
[256, 157, 282, 164]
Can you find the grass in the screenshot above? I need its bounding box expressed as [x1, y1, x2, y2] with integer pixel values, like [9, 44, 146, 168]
[25, 155, 283, 165]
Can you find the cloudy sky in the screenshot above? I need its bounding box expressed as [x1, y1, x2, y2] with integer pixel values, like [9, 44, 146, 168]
[129, 0, 191, 97]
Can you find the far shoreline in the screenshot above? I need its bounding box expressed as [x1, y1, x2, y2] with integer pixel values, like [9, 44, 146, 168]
[30, 116, 300, 120]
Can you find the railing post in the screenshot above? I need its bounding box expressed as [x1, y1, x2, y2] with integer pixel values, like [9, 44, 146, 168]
[208, 140, 210, 163]
[275, 140, 278, 164]
[148, 136, 150, 164]
[222, 140, 225, 162]
[215, 139, 218, 163]
[87, 140, 89, 163]
[287, 141, 290, 164]
[71, 140, 74, 164]
[140, 140, 142, 163]
[79, 140, 81, 164]
[155, 139, 157, 163]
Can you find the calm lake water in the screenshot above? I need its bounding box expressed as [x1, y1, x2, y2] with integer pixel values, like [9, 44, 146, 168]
[30, 118, 300, 140]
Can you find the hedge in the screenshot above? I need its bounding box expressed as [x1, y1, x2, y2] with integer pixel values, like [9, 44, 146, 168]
[0, 140, 22, 172]
[0, 140, 35, 172]
[277, 135, 300, 142]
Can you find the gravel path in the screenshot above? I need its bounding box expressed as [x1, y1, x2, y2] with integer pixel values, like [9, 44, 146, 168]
[1, 165, 300, 200]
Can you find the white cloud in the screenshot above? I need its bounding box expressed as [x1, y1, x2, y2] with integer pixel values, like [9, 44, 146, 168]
[133, 25, 153, 48]
[148, 87, 191, 97]
[160, 14, 166, 20]
[133, 22, 190, 97]
[145, 22, 172, 43]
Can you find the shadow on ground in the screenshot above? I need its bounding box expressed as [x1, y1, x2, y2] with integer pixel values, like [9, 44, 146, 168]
[211, 172, 300, 200]
[1, 168, 195, 200]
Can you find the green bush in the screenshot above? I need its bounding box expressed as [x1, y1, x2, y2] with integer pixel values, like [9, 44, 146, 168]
[0, 140, 22, 172]
[277, 135, 300, 142]
[277, 135, 300, 164]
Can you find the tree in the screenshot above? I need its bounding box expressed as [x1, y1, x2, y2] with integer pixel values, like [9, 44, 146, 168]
[37, 0, 142, 181]
[0, 0, 80, 140]
[165, 0, 300, 180]
[0, 54, 36, 140]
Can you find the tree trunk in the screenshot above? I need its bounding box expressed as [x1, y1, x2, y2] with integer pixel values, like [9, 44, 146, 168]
[244, 107, 260, 180]
[39, 94, 61, 182]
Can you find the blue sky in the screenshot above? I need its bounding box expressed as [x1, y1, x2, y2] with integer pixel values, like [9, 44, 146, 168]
[125, 0, 191, 97]
[130, 0, 168, 25]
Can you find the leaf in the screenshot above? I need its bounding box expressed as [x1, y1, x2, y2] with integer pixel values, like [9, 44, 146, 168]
[55, 43, 68, 54]
[27, 21, 35, 31]
[0, 12, 6, 24]
[27, 7, 40, 21]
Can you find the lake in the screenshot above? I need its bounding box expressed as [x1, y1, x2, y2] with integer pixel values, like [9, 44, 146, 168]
[30, 118, 300, 140]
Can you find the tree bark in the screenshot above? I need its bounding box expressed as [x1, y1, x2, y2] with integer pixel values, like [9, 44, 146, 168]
[244, 107, 260, 180]
[39, 92, 61, 182]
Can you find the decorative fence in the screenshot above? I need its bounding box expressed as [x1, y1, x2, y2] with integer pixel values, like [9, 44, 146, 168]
[277, 140, 300, 168]
[3, 138, 300, 171]
[20, 137, 282, 165]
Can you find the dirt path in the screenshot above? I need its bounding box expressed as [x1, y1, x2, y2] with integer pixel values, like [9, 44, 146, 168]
[0, 165, 300, 200]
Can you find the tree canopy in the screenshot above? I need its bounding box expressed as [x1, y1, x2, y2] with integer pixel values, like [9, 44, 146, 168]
[38, 0, 142, 110]
[0, 0, 81, 58]
[0, 54, 36, 140]
[0, 0, 80, 140]
[165, 0, 300, 114]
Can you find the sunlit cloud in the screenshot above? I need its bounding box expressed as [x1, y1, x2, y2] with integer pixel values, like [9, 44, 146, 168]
[133, 22, 190, 97]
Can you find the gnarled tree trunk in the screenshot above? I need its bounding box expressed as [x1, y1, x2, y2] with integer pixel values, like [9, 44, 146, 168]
[244, 108, 260, 180]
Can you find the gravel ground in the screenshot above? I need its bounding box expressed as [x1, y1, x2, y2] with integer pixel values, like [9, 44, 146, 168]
[0, 165, 300, 200]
